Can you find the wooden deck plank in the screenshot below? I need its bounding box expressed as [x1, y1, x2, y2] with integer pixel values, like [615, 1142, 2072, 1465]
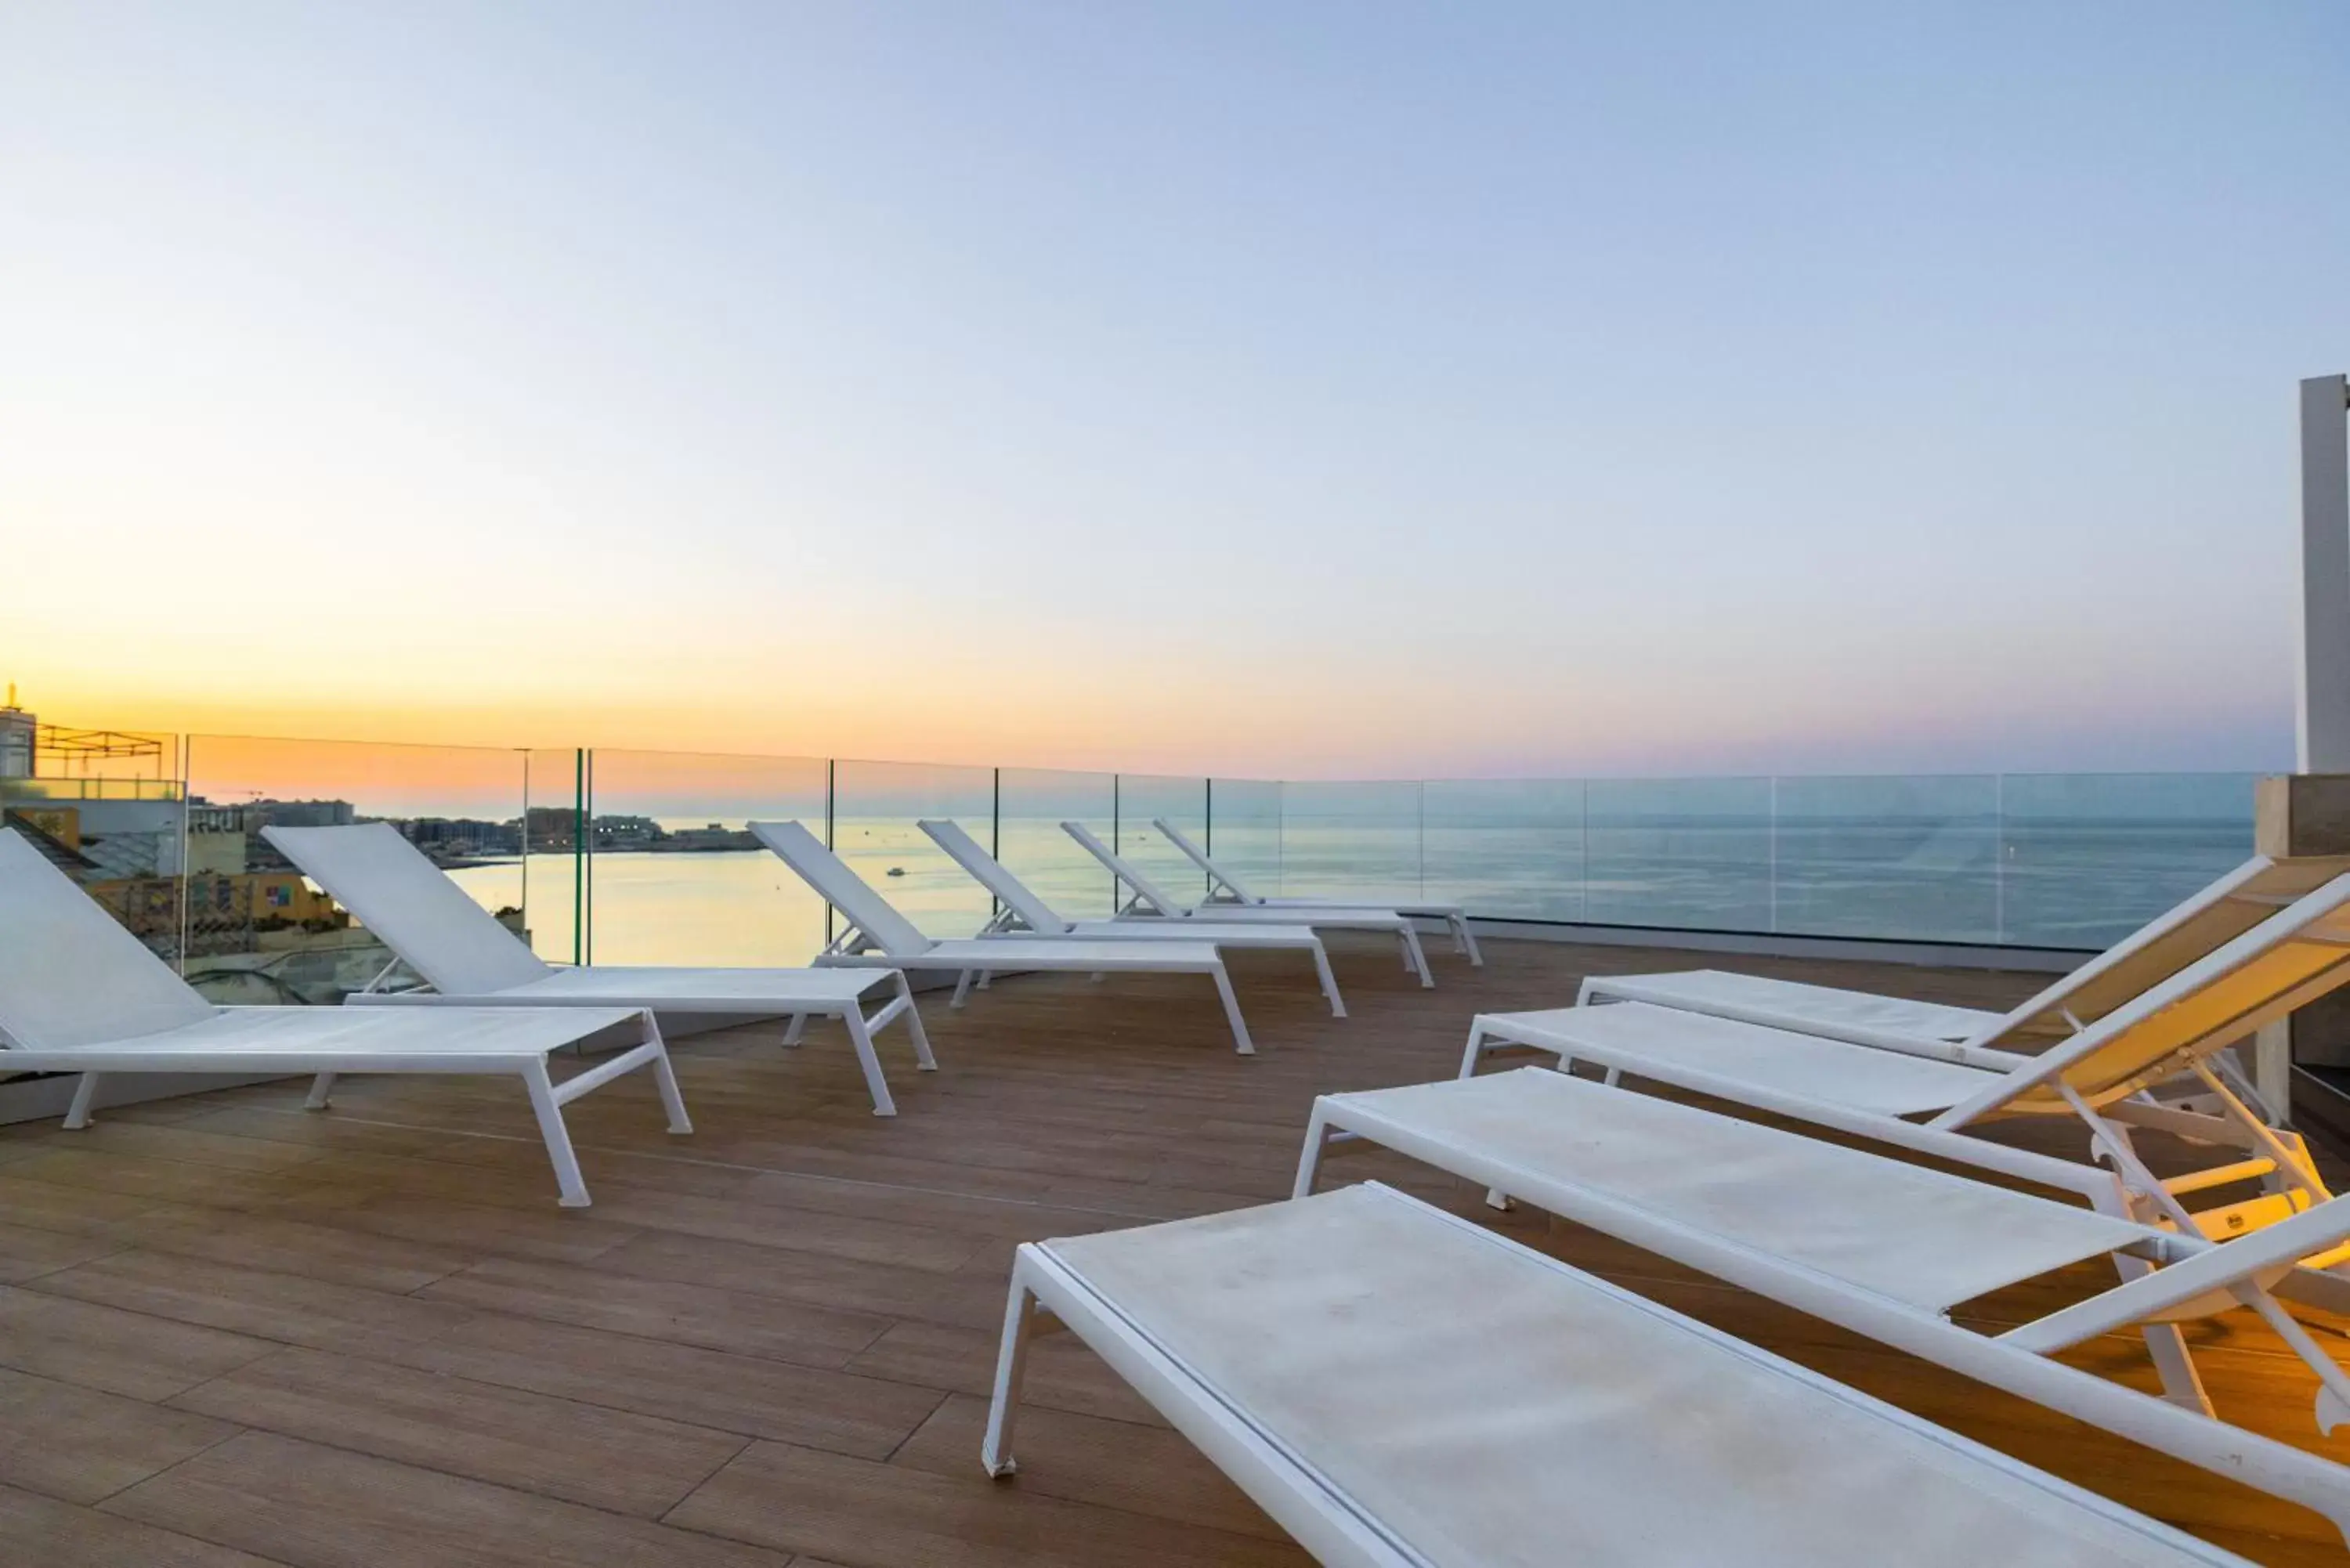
[0, 1367, 239, 1505]
[26, 1248, 483, 1357]
[0, 1220, 125, 1285]
[0, 1482, 288, 1567]
[0, 1286, 279, 1401]
[666, 1439, 1311, 1567]
[380, 1311, 950, 1458]
[418, 1255, 893, 1367]
[169, 1346, 751, 1519]
[889, 1393, 1289, 1541]
[104, 1431, 794, 1567]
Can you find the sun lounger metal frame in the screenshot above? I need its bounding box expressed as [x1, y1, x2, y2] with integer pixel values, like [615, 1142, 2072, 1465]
[264, 822, 932, 1115]
[0, 829, 689, 1207]
[1579, 854, 2350, 1086]
[1151, 814, 1483, 966]
[916, 818, 1347, 1016]
[1462, 873, 2350, 1253]
[984, 1181, 2262, 1566]
[1060, 819, 1434, 988]
[750, 820, 1260, 1053]
[1294, 1078, 2350, 1542]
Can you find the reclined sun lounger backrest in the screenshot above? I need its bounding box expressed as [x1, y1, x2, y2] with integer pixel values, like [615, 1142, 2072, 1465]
[1971, 854, 2350, 1053]
[916, 819, 1072, 935]
[1152, 816, 1260, 903]
[1940, 870, 2350, 1125]
[264, 823, 552, 996]
[747, 821, 933, 957]
[1059, 820, 1184, 916]
[0, 829, 215, 1050]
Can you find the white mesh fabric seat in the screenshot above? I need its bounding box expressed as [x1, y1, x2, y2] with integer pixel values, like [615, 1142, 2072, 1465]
[750, 821, 1264, 1053]
[1581, 854, 2350, 1068]
[1315, 1068, 2148, 1311]
[1582, 969, 2000, 1055]
[1484, 1003, 1996, 1117]
[984, 1183, 2262, 1567]
[0, 828, 689, 1207]
[916, 819, 1347, 1016]
[263, 822, 934, 1115]
[1293, 1079, 2350, 1540]
[1466, 872, 2350, 1259]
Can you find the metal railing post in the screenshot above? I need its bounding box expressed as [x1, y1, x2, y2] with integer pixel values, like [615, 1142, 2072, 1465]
[571, 749, 585, 966]
[582, 749, 595, 966]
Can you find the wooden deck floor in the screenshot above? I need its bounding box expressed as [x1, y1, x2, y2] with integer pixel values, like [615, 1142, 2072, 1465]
[3, 934, 2349, 1566]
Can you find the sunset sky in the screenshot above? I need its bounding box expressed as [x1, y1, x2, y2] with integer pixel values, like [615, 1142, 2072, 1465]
[5, 2, 2347, 779]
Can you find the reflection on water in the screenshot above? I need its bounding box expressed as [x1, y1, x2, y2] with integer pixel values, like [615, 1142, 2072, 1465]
[441, 800, 2258, 968]
[446, 818, 1209, 966]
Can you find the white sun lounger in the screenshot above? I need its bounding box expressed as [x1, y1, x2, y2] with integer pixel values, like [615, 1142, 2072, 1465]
[263, 822, 933, 1116]
[1292, 1073, 2350, 1538]
[749, 821, 1261, 1054]
[1152, 815, 1484, 966]
[916, 819, 1347, 1017]
[0, 829, 688, 1208]
[1580, 854, 2350, 1075]
[1059, 820, 1434, 988]
[982, 1181, 2261, 1566]
[1461, 871, 2350, 1257]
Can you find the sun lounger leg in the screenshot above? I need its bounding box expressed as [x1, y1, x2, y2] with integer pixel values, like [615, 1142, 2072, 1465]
[1461, 1023, 1521, 1209]
[62, 1072, 102, 1130]
[781, 1013, 807, 1047]
[1459, 1020, 1499, 1079]
[1310, 945, 1347, 1017]
[979, 970, 995, 991]
[1452, 913, 1484, 966]
[982, 1267, 1041, 1478]
[2102, 1252, 2218, 1414]
[638, 1017, 693, 1136]
[521, 1062, 593, 1208]
[2142, 1321, 2216, 1415]
[952, 970, 976, 1010]
[1209, 964, 1255, 1056]
[893, 973, 938, 1070]
[843, 1005, 898, 1118]
[1293, 1108, 1336, 1198]
[2237, 1286, 2350, 1433]
[303, 1072, 336, 1111]
[1401, 927, 1434, 988]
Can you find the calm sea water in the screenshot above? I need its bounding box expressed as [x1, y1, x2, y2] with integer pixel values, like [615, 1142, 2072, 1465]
[443, 809, 2257, 966]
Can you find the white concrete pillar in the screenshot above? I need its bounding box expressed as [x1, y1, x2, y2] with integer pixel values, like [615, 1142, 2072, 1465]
[2299, 374, 2350, 772]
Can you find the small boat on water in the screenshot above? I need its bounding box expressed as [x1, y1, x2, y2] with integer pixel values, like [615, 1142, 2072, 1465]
[887, 866, 906, 877]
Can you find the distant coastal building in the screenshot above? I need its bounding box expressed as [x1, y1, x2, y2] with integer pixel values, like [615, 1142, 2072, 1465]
[251, 799, 356, 829]
[659, 823, 759, 851]
[591, 814, 663, 851]
[0, 687, 33, 780]
[400, 816, 522, 858]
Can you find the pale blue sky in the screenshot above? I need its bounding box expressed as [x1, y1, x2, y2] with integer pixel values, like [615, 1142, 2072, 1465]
[4, 2, 2346, 775]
